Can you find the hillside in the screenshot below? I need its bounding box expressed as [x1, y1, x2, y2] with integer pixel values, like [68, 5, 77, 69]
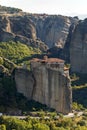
[0, 40, 42, 113]
[0, 41, 41, 65]
[0, 5, 87, 115]
[0, 5, 78, 53]
[0, 4, 87, 130]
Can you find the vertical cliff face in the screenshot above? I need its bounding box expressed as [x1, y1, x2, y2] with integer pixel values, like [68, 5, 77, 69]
[15, 68, 34, 99]
[31, 59, 71, 114]
[15, 58, 72, 114]
[49, 70, 71, 113]
[10, 16, 37, 40]
[36, 15, 72, 48]
[32, 68, 71, 113]
[70, 19, 87, 73]
[0, 11, 78, 51]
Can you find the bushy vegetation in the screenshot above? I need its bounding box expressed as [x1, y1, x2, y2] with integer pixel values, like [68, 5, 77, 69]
[0, 57, 17, 74]
[0, 41, 41, 65]
[72, 73, 87, 109]
[0, 114, 87, 130]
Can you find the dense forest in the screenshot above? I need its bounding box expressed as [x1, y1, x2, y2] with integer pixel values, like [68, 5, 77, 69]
[0, 112, 87, 130]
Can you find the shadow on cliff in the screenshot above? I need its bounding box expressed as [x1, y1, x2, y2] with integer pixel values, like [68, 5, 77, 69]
[73, 87, 87, 108]
[72, 73, 87, 108]
[71, 73, 87, 86]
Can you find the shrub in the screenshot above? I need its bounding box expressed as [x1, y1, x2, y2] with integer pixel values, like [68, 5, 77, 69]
[33, 123, 50, 130]
[0, 57, 3, 65]
[0, 124, 6, 130]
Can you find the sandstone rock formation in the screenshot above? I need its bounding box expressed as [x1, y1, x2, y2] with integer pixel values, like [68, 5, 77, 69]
[47, 17, 78, 62]
[70, 19, 87, 73]
[15, 69, 34, 99]
[0, 6, 78, 52]
[15, 57, 72, 114]
[36, 15, 71, 48]
[0, 15, 48, 51]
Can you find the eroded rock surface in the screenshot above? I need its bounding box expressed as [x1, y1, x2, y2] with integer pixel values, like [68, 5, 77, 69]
[0, 9, 78, 52]
[15, 57, 72, 114]
[70, 19, 87, 73]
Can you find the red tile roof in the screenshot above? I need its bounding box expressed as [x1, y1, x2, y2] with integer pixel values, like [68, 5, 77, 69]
[31, 57, 64, 63]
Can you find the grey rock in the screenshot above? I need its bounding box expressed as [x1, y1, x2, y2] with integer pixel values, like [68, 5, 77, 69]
[0, 13, 78, 52]
[15, 68, 34, 99]
[70, 19, 87, 73]
[15, 57, 72, 114]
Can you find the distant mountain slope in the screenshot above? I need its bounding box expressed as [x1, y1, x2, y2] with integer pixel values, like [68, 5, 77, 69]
[2, 5, 87, 74]
[0, 5, 78, 52]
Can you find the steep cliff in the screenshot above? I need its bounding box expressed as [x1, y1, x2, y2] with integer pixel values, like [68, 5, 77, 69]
[15, 57, 72, 114]
[0, 15, 48, 51]
[36, 15, 72, 48]
[15, 69, 34, 99]
[70, 19, 87, 73]
[0, 5, 78, 53]
[32, 67, 71, 114]
[47, 17, 78, 62]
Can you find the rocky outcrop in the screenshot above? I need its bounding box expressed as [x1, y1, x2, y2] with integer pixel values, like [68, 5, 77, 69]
[0, 15, 48, 51]
[47, 17, 79, 62]
[70, 19, 87, 73]
[2, 6, 87, 79]
[36, 15, 71, 48]
[15, 57, 72, 114]
[0, 7, 78, 52]
[32, 67, 71, 114]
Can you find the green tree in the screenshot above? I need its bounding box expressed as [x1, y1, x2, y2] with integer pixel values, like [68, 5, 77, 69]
[0, 124, 6, 130]
[34, 123, 50, 130]
[0, 57, 3, 65]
